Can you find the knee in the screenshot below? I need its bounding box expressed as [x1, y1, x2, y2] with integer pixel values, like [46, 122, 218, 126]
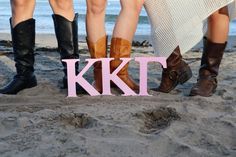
[87, 0, 107, 16]
[209, 7, 229, 22]
[49, 0, 74, 12]
[11, 0, 34, 17]
[121, 0, 144, 14]
[11, 0, 28, 9]
[208, 12, 219, 23]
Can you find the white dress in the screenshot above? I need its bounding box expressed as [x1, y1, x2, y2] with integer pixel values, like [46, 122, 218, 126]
[144, 0, 236, 57]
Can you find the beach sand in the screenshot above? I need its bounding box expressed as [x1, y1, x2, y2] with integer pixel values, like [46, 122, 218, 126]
[0, 33, 236, 157]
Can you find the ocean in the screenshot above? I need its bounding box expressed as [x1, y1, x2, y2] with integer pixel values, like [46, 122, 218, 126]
[0, 0, 236, 36]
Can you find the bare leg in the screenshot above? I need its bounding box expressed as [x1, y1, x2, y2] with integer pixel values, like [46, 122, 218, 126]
[86, 0, 107, 42]
[112, 0, 144, 42]
[207, 7, 230, 43]
[10, 0, 35, 27]
[49, 0, 75, 21]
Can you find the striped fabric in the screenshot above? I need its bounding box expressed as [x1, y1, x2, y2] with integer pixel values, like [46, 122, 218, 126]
[144, 0, 236, 57]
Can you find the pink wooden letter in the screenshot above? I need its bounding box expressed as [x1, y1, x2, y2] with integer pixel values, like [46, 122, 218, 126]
[135, 57, 167, 96]
[62, 59, 101, 97]
[101, 58, 137, 96]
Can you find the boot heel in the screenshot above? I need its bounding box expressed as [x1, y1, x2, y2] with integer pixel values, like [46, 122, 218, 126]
[179, 67, 192, 84]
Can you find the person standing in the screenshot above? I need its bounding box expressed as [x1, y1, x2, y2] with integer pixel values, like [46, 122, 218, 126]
[144, 0, 235, 97]
[85, 0, 145, 93]
[0, 0, 79, 94]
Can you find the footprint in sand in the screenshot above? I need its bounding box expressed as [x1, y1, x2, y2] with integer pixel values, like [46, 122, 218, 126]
[1, 117, 18, 129]
[59, 112, 99, 129]
[135, 107, 181, 134]
[217, 89, 234, 100]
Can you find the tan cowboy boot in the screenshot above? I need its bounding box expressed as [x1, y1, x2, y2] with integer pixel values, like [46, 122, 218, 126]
[158, 46, 192, 93]
[110, 37, 139, 91]
[86, 35, 107, 93]
[190, 37, 227, 97]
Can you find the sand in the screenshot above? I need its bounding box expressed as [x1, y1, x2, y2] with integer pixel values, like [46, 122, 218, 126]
[0, 33, 236, 157]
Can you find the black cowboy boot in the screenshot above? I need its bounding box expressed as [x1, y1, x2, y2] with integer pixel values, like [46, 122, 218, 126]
[0, 18, 37, 94]
[52, 13, 80, 88]
[158, 46, 192, 93]
[190, 37, 227, 97]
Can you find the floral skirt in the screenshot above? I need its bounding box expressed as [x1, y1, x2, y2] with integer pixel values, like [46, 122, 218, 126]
[144, 0, 236, 57]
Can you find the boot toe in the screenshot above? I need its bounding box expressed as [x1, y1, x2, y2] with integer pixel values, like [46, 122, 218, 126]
[189, 86, 213, 97]
[157, 86, 172, 93]
[189, 87, 200, 96]
[0, 75, 37, 95]
[126, 78, 139, 91]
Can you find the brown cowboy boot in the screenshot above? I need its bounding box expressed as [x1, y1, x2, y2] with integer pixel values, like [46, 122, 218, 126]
[158, 46, 192, 93]
[190, 37, 227, 97]
[110, 37, 139, 91]
[86, 36, 107, 93]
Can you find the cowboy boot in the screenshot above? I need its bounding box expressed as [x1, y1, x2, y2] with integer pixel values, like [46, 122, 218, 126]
[190, 37, 227, 97]
[110, 37, 139, 91]
[0, 18, 37, 94]
[158, 46, 192, 93]
[52, 13, 80, 88]
[86, 36, 107, 93]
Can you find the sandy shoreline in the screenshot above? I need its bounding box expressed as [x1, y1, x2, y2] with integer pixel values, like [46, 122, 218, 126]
[0, 33, 236, 157]
[0, 33, 153, 48]
[1, 32, 236, 50]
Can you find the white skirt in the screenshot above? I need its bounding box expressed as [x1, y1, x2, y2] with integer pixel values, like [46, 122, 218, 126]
[144, 0, 236, 57]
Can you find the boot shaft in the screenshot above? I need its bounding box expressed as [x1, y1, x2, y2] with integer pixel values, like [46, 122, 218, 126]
[86, 35, 107, 59]
[10, 18, 36, 76]
[166, 46, 182, 68]
[52, 13, 79, 60]
[87, 35, 107, 70]
[52, 13, 79, 76]
[110, 37, 131, 75]
[72, 14, 79, 59]
[200, 37, 227, 77]
[110, 37, 131, 58]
